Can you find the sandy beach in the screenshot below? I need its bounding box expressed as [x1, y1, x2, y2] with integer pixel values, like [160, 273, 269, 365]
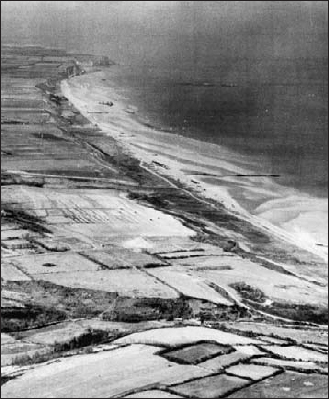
[61, 71, 328, 261]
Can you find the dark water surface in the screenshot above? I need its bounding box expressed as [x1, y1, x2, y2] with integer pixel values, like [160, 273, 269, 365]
[109, 59, 328, 197]
[2, 1, 328, 196]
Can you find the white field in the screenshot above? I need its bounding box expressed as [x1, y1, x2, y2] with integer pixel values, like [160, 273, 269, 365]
[32, 269, 179, 298]
[261, 346, 328, 363]
[251, 358, 326, 373]
[2, 186, 193, 241]
[147, 268, 232, 305]
[1, 344, 211, 398]
[1, 334, 17, 345]
[172, 254, 328, 306]
[82, 247, 165, 269]
[220, 322, 328, 345]
[13, 252, 100, 275]
[1, 229, 29, 240]
[1, 262, 31, 281]
[226, 364, 278, 381]
[114, 326, 262, 347]
[198, 348, 264, 372]
[145, 237, 226, 256]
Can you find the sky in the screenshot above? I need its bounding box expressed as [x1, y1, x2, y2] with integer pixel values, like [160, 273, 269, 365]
[1, 1, 328, 67]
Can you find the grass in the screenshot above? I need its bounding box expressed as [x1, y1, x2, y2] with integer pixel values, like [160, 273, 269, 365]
[263, 302, 328, 324]
[1, 205, 51, 234]
[10, 329, 110, 367]
[1, 305, 67, 332]
[128, 192, 170, 208]
[102, 297, 193, 323]
[229, 281, 267, 303]
[1, 280, 119, 332]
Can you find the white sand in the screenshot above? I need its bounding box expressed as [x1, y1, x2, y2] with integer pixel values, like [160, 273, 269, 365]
[61, 73, 328, 261]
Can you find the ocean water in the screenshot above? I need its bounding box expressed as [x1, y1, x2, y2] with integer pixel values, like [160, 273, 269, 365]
[108, 60, 328, 197]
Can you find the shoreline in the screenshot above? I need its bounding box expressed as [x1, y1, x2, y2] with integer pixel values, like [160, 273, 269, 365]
[61, 71, 328, 262]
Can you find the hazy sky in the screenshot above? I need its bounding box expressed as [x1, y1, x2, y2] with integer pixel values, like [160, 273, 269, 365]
[1, 1, 328, 67]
